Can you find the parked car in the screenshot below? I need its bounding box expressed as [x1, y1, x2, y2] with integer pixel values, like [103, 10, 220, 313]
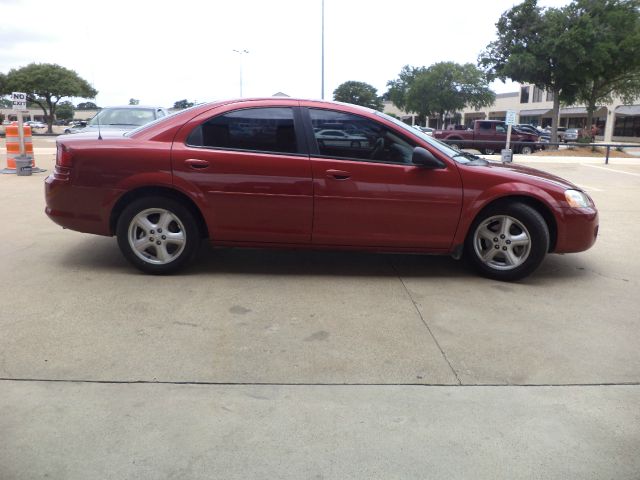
[564, 128, 580, 142]
[64, 105, 169, 134]
[514, 124, 541, 137]
[45, 98, 598, 281]
[25, 120, 46, 129]
[539, 126, 567, 143]
[315, 129, 370, 148]
[64, 120, 87, 133]
[433, 120, 540, 154]
[413, 125, 435, 136]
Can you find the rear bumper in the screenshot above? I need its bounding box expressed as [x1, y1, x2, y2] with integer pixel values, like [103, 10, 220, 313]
[554, 207, 599, 253]
[44, 172, 114, 236]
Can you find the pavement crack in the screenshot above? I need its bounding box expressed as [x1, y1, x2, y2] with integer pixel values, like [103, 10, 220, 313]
[389, 260, 462, 385]
[0, 378, 638, 387]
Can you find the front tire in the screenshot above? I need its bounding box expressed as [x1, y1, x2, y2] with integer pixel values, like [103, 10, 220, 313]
[116, 196, 200, 274]
[520, 145, 533, 155]
[464, 202, 549, 281]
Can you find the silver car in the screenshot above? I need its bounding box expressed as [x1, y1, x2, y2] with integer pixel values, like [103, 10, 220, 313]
[65, 105, 169, 134]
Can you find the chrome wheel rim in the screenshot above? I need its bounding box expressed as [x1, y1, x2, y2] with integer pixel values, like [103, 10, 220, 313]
[128, 208, 186, 265]
[473, 215, 532, 271]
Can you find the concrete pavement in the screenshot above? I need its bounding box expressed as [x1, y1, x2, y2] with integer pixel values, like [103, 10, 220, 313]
[1, 140, 639, 479]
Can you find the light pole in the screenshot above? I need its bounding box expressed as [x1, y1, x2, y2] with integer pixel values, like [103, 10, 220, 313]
[321, 0, 325, 99]
[232, 49, 249, 97]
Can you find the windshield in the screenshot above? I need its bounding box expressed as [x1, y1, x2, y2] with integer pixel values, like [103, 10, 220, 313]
[89, 108, 157, 127]
[373, 111, 471, 163]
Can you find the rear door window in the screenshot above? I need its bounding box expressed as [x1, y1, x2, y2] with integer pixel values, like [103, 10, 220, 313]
[187, 107, 298, 155]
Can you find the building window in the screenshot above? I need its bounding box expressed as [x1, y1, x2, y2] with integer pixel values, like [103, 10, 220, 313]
[532, 86, 543, 103]
[520, 86, 530, 103]
[546, 91, 554, 102]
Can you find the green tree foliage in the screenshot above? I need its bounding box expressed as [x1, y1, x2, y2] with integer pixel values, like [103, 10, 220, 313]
[56, 101, 75, 121]
[0, 97, 11, 108]
[129, 98, 140, 105]
[173, 99, 195, 109]
[333, 81, 383, 111]
[76, 101, 98, 110]
[479, 0, 601, 143]
[0, 63, 97, 133]
[567, 0, 640, 128]
[387, 63, 494, 128]
[385, 65, 427, 111]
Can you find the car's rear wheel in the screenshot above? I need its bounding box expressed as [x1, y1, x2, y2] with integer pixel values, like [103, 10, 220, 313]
[482, 147, 496, 155]
[116, 196, 200, 274]
[449, 142, 461, 151]
[464, 202, 549, 281]
[520, 145, 533, 155]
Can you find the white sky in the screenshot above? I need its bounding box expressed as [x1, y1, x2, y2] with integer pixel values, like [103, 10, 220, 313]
[0, 0, 570, 108]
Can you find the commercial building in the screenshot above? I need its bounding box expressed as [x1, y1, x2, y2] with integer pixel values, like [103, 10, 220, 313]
[385, 84, 640, 143]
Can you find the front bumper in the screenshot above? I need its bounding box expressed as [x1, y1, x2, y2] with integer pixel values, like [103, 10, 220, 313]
[554, 207, 599, 253]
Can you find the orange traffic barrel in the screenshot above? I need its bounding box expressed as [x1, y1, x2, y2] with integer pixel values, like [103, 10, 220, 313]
[1, 122, 45, 174]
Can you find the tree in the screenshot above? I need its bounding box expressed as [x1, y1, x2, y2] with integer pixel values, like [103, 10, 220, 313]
[386, 65, 427, 111]
[173, 99, 195, 109]
[0, 97, 11, 108]
[0, 63, 97, 133]
[129, 98, 139, 105]
[406, 62, 495, 128]
[479, 0, 584, 144]
[333, 81, 383, 110]
[567, 0, 640, 129]
[77, 101, 98, 110]
[56, 101, 75, 121]
[387, 63, 494, 128]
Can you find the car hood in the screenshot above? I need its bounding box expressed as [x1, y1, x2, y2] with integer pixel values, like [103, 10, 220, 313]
[482, 160, 579, 190]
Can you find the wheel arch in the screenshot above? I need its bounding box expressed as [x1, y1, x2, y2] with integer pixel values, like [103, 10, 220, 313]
[470, 195, 558, 252]
[109, 186, 208, 238]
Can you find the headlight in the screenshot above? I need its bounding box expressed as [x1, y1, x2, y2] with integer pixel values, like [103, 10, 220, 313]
[565, 189, 591, 208]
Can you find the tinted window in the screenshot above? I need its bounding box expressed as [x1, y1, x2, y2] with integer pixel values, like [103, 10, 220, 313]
[309, 109, 415, 164]
[187, 107, 298, 154]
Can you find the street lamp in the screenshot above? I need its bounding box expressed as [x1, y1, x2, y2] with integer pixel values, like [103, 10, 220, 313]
[321, 0, 325, 99]
[232, 49, 249, 97]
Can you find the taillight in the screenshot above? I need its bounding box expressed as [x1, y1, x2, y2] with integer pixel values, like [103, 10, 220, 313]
[56, 144, 73, 167]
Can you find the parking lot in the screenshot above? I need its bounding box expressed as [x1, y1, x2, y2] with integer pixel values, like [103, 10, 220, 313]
[1, 138, 639, 479]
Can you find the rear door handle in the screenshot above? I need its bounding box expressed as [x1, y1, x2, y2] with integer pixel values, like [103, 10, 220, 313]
[325, 169, 351, 180]
[184, 158, 210, 169]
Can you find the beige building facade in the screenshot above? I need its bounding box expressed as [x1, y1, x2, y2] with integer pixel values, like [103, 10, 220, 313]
[385, 84, 640, 143]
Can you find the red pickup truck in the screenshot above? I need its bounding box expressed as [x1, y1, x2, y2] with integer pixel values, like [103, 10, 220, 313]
[433, 120, 540, 155]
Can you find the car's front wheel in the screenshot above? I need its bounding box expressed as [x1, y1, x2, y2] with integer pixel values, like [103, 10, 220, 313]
[520, 145, 533, 155]
[464, 202, 549, 281]
[116, 196, 200, 274]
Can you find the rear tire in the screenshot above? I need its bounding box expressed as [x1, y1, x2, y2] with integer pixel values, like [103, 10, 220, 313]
[464, 202, 549, 281]
[116, 196, 200, 274]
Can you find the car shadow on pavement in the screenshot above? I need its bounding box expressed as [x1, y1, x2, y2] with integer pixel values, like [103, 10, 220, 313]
[59, 236, 595, 282]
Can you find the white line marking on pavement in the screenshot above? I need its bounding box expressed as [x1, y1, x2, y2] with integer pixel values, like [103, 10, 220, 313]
[577, 185, 604, 192]
[582, 164, 640, 177]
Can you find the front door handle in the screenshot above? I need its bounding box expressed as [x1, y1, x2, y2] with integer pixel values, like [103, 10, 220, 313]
[185, 158, 210, 169]
[325, 169, 351, 180]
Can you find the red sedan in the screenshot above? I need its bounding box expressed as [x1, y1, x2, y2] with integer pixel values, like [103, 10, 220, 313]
[45, 98, 598, 281]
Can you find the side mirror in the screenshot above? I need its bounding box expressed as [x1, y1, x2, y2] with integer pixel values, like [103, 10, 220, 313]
[412, 147, 445, 169]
